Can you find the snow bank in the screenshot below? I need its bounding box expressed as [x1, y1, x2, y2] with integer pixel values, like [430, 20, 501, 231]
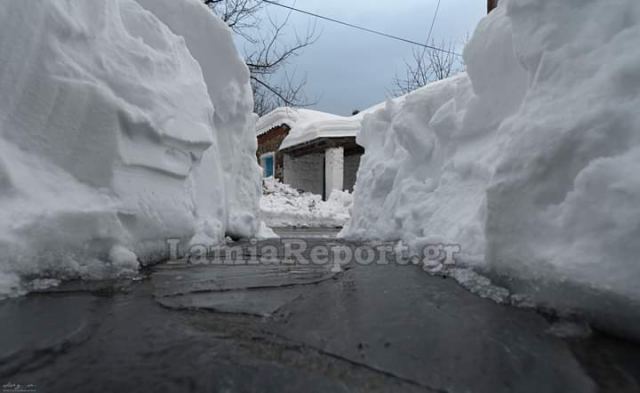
[135, 0, 262, 239]
[0, 0, 260, 296]
[344, 0, 640, 338]
[260, 178, 352, 228]
[343, 73, 479, 256]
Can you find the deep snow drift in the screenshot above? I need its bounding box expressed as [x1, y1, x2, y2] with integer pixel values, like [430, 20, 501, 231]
[260, 177, 352, 228]
[0, 0, 261, 296]
[136, 0, 262, 239]
[344, 0, 640, 338]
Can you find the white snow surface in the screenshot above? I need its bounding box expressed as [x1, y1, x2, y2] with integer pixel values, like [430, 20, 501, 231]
[256, 107, 341, 136]
[343, 0, 640, 338]
[0, 0, 261, 296]
[136, 0, 262, 239]
[260, 178, 352, 228]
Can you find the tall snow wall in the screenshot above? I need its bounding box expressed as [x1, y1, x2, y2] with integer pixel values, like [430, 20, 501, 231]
[0, 0, 261, 296]
[344, 0, 640, 339]
[135, 0, 262, 239]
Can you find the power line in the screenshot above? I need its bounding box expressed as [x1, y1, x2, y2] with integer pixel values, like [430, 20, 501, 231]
[261, 0, 462, 57]
[425, 0, 442, 46]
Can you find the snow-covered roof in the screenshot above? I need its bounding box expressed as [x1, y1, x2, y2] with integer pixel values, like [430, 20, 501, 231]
[256, 107, 342, 136]
[257, 98, 405, 151]
[280, 115, 363, 150]
[256, 96, 405, 149]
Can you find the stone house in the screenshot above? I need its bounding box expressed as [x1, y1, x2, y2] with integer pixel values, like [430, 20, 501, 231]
[256, 122, 289, 182]
[256, 107, 365, 200]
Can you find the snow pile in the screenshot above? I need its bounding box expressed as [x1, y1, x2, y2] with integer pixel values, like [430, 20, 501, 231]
[136, 0, 262, 239]
[260, 178, 352, 228]
[0, 0, 261, 297]
[343, 73, 479, 257]
[344, 0, 640, 338]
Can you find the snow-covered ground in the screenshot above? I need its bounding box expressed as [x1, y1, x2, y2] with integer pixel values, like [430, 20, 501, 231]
[260, 178, 352, 228]
[0, 0, 262, 297]
[343, 0, 640, 339]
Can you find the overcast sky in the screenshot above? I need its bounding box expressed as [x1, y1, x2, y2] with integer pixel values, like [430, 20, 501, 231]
[250, 0, 486, 115]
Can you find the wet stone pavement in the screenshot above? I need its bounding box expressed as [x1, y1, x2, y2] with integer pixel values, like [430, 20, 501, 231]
[1, 230, 640, 393]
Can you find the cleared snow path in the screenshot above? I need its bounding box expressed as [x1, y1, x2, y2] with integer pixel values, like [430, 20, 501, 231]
[2, 237, 639, 392]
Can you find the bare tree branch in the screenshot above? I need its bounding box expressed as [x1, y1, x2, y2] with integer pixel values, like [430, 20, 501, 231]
[251, 70, 316, 116]
[203, 0, 318, 115]
[392, 40, 462, 96]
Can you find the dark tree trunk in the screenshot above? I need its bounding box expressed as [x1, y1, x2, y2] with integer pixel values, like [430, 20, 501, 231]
[488, 0, 498, 13]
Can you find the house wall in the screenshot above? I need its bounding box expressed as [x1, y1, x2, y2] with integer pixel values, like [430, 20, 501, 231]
[283, 153, 324, 196]
[257, 125, 289, 181]
[282, 137, 364, 198]
[344, 153, 362, 192]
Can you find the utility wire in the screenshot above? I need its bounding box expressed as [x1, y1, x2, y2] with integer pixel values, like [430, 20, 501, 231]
[425, 0, 442, 46]
[261, 0, 462, 57]
[419, 0, 442, 60]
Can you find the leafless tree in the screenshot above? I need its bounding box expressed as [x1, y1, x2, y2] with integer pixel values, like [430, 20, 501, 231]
[203, 0, 318, 115]
[393, 40, 461, 96]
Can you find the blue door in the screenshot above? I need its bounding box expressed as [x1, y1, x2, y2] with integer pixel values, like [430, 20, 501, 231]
[262, 154, 274, 178]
